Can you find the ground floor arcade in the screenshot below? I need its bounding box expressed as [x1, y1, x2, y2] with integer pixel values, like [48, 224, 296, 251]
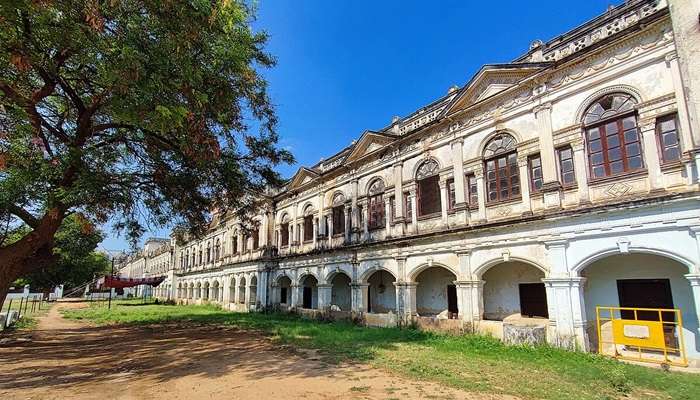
[159, 201, 700, 365]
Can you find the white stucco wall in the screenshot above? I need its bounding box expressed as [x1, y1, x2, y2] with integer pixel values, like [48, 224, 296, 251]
[330, 274, 352, 311]
[482, 261, 546, 320]
[367, 271, 396, 313]
[415, 267, 456, 316]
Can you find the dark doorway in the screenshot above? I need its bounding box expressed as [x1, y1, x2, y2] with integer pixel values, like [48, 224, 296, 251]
[367, 286, 372, 313]
[280, 287, 288, 304]
[518, 283, 548, 318]
[302, 287, 312, 309]
[447, 284, 458, 318]
[617, 279, 674, 321]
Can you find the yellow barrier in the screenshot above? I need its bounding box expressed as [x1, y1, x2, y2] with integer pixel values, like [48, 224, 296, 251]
[596, 306, 687, 367]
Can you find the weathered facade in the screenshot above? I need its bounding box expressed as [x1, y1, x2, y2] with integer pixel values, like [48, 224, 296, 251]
[144, 0, 700, 364]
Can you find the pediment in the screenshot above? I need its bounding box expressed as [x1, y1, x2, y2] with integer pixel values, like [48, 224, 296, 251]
[443, 63, 548, 116]
[344, 131, 396, 163]
[288, 167, 319, 190]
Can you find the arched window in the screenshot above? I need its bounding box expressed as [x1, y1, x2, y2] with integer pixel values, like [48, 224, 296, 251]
[303, 205, 314, 242]
[483, 133, 519, 202]
[367, 179, 385, 229]
[416, 159, 441, 217]
[252, 224, 260, 249]
[280, 214, 290, 247]
[197, 247, 202, 265]
[206, 242, 211, 263]
[232, 232, 238, 254]
[214, 238, 221, 260]
[583, 93, 643, 179]
[331, 193, 345, 235]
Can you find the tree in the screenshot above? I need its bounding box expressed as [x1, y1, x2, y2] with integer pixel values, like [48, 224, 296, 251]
[0, 1, 293, 302]
[12, 214, 110, 294]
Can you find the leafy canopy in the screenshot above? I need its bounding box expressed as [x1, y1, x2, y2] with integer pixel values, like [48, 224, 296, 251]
[0, 0, 292, 249]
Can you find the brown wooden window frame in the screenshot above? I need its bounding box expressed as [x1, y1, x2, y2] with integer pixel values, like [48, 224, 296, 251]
[280, 223, 289, 247]
[466, 173, 478, 207]
[403, 192, 412, 221]
[368, 193, 385, 230]
[485, 152, 520, 203]
[332, 206, 344, 235]
[585, 113, 644, 180]
[528, 154, 543, 193]
[303, 215, 313, 242]
[556, 146, 576, 187]
[656, 114, 682, 165]
[447, 178, 456, 211]
[417, 174, 441, 217]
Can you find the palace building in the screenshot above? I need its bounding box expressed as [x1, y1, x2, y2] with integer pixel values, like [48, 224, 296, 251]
[143, 0, 700, 365]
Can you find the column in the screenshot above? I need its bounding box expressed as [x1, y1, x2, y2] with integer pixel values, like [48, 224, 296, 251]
[312, 217, 318, 247]
[344, 204, 351, 242]
[439, 179, 449, 225]
[685, 274, 700, 341]
[535, 103, 562, 209]
[318, 191, 326, 236]
[258, 270, 268, 309]
[571, 138, 590, 204]
[409, 190, 418, 233]
[317, 284, 332, 310]
[362, 202, 369, 239]
[288, 224, 293, 248]
[351, 283, 368, 313]
[451, 139, 468, 213]
[639, 118, 663, 192]
[474, 166, 487, 222]
[351, 178, 359, 230]
[290, 283, 300, 308]
[455, 280, 483, 324]
[455, 250, 472, 280]
[666, 51, 698, 152]
[518, 156, 532, 215]
[393, 162, 404, 222]
[384, 197, 392, 237]
[542, 277, 588, 350]
[395, 282, 417, 319]
[327, 211, 334, 241]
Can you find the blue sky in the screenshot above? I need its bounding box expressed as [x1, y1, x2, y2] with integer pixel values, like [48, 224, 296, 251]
[99, 0, 620, 252]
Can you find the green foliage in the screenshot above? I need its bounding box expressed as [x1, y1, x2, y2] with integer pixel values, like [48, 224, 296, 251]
[13, 214, 109, 291]
[0, 0, 292, 249]
[64, 303, 700, 400]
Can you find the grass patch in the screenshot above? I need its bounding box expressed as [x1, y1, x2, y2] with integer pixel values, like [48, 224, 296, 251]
[1, 299, 51, 332]
[63, 302, 700, 400]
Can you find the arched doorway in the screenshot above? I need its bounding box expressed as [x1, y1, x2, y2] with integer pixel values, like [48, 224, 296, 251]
[195, 282, 202, 299]
[366, 270, 396, 313]
[330, 273, 351, 311]
[481, 261, 547, 321]
[238, 276, 246, 304]
[301, 275, 318, 309]
[581, 253, 698, 359]
[278, 276, 292, 306]
[228, 277, 236, 303]
[249, 275, 258, 306]
[211, 281, 220, 302]
[203, 282, 210, 300]
[415, 266, 458, 318]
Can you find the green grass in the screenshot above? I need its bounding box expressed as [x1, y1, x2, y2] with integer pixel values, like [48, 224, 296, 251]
[63, 302, 700, 400]
[1, 298, 50, 331]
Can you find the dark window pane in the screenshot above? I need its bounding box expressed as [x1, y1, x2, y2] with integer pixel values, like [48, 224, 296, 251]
[611, 160, 624, 174]
[591, 152, 604, 165]
[662, 131, 678, 147]
[659, 118, 676, 132]
[624, 129, 639, 143]
[628, 156, 643, 170]
[593, 166, 605, 178]
[605, 122, 618, 135]
[561, 159, 574, 172]
[589, 139, 602, 152]
[622, 116, 636, 130]
[608, 148, 622, 161]
[625, 143, 640, 156]
[587, 128, 600, 140]
[607, 134, 620, 148]
[664, 148, 680, 162]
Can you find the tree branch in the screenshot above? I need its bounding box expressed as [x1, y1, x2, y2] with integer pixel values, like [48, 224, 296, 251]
[8, 204, 39, 229]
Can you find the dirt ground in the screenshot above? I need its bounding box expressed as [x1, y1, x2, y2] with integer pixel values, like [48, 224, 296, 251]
[0, 302, 515, 400]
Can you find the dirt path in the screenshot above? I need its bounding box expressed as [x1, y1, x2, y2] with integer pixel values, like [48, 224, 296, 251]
[0, 302, 514, 400]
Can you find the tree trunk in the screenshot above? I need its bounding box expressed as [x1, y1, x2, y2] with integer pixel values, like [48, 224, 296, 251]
[0, 207, 65, 309]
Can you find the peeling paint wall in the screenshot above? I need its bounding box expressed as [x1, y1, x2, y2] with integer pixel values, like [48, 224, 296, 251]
[331, 274, 352, 311]
[415, 267, 456, 316]
[367, 271, 396, 313]
[482, 262, 544, 320]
